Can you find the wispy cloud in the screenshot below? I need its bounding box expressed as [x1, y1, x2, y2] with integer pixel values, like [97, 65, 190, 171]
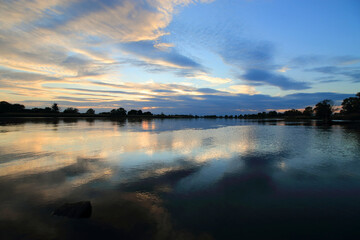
[216, 37, 310, 90]
[15, 83, 353, 115]
[308, 66, 360, 83]
[226, 85, 259, 95]
[291, 55, 360, 67]
[0, 0, 217, 105]
[120, 40, 204, 71]
[0, 0, 211, 76]
[277, 66, 290, 73]
[186, 74, 231, 84]
[0, 0, 357, 114]
[240, 69, 310, 90]
[219, 39, 275, 69]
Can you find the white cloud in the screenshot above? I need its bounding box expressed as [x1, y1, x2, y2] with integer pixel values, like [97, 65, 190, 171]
[0, 0, 213, 81]
[0, 0, 218, 106]
[154, 42, 175, 51]
[227, 85, 259, 95]
[0, 0, 70, 29]
[277, 66, 290, 73]
[187, 74, 232, 84]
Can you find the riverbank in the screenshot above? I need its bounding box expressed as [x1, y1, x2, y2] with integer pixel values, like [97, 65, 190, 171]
[1, 115, 359, 127]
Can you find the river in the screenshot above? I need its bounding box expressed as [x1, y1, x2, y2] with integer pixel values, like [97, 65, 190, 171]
[0, 118, 359, 239]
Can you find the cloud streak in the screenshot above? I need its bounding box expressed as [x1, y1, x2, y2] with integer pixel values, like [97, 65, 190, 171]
[120, 40, 204, 71]
[13, 80, 352, 115]
[308, 66, 360, 83]
[0, 0, 218, 106]
[0, 0, 218, 95]
[28, 91, 350, 115]
[240, 69, 310, 90]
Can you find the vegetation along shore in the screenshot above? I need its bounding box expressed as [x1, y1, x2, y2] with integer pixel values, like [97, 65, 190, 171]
[1, 93, 359, 122]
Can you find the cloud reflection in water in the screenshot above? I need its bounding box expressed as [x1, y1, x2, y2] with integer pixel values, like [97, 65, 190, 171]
[0, 119, 360, 239]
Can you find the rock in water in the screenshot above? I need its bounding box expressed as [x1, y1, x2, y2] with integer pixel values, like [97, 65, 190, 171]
[53, 201, 92, 218]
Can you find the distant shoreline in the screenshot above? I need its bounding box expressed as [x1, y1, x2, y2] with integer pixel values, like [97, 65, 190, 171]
[1, 114, 359, 126]
[2, 94, 360, 121]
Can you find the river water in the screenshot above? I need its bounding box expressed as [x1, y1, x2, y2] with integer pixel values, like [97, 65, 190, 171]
[0, 118, 359, 239]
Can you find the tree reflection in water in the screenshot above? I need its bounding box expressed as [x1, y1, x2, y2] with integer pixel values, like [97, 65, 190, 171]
[0, 119, 360, 239]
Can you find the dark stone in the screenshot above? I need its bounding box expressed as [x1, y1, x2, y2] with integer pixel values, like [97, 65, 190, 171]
[53, 201, 92, 218]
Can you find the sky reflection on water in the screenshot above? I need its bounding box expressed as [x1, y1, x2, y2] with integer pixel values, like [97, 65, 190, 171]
[0, 119, 360, 239]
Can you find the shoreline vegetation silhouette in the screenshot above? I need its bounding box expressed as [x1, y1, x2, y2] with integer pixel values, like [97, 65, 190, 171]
[1, 93, 359, 122]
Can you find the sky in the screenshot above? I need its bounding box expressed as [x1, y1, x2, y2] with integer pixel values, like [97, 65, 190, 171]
[0, 0, 359, 115]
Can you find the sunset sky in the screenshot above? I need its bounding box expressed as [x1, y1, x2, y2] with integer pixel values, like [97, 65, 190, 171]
[0, 0, 359, 114]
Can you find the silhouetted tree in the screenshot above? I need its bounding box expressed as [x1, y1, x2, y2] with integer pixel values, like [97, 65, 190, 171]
[13, 104, 25, 112]
[284, 109, 302, 117]
[0, 101, 25, 113]
[110, 108, 127, 116]
[341, 92, 360, 115]
[260, 112, 266, 118]
[86, 108, 95, 115]
[63, 107, 79, 114]
[314, 99, 334, 122]
[143, 111, 153, 116]
[0, 101, 11, 113]
[31, 108, 41, 113]
[268, 111, 278, 118]
[128, 109, 142, 116]
[30, 106, 52, 113]
[303, 106, 313, 117]
[51, 103, 60, 113]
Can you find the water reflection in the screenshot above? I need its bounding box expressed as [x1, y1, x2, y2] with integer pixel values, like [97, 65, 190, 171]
[0, 119, 360, 239]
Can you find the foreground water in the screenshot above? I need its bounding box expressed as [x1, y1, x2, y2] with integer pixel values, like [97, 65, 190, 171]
[0, 118, 359, 239]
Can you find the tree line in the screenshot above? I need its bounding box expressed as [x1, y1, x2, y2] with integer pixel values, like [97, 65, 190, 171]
[1, 92, 359, 120]
[0, 102, 154, 117]
[238, 93, 360, 121]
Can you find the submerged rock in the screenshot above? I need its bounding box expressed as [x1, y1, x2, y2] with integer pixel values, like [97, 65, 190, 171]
[53, 201, 92, 218]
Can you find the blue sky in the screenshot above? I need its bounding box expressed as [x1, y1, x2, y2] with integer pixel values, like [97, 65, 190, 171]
[0, 0, 359, 114]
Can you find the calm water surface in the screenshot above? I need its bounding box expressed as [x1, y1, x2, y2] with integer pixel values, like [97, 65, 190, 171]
[0, 118, 360, 239]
